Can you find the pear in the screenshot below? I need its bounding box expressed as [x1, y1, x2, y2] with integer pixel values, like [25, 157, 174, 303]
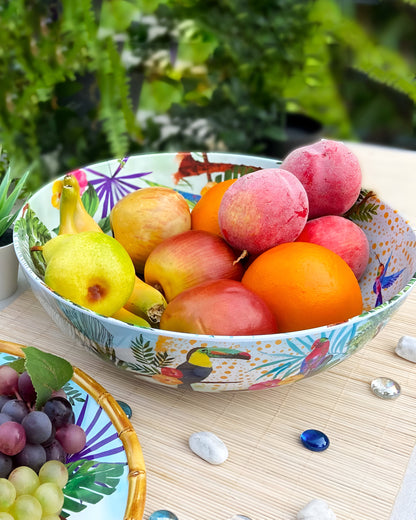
[44, 232, 135, 317]
[59, 174, 102, 235]
[41, 234, 75, 264]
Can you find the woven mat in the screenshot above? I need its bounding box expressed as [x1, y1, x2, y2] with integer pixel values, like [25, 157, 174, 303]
[1, 288, 416, 520]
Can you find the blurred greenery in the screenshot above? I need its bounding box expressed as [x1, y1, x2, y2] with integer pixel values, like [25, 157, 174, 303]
[0, 0, 415, 190]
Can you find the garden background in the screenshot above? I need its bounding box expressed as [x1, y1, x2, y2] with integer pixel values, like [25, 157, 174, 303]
[0, 0, 415, 190]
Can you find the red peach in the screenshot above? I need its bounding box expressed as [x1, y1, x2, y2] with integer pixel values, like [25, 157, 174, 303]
[281, 139, 362, 219]
[218, 168, 309, 255]
[296, 215, 370, 280]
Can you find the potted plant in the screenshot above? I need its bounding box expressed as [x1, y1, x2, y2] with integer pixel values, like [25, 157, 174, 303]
[0, 163, 30, 300]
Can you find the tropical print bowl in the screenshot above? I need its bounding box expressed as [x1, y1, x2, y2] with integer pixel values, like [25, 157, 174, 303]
[0, 339, 146, 519]
[13, 152, 416, 392]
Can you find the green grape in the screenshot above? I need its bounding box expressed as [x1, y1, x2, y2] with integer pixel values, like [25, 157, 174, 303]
[8, 466, 40, 496]
[33, 482, 64, 516]
[0, 478, 16, 511]
[0, 512, 14, 520]
[38, 460, 68, 489]
[10, 494, 42, 520]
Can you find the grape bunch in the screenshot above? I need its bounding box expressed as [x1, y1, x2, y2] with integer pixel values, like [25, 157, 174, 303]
[0, 364, 86, 478]
[0, 459, 68, 520]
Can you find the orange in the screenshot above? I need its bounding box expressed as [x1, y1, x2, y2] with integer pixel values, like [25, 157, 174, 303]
[191, 178, 237, 236]
[241, 242, 363, 333]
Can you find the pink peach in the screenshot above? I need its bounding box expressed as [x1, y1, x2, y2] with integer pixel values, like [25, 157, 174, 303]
[218, 168, 309, 255]
[281, 139, 362, 219]
[296, 215, 370, 279]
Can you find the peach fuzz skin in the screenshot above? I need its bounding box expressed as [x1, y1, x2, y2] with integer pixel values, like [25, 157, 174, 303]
[280, 139, 362, 219]
[218, 168, 309, 256]
[296, 215, 370, 280]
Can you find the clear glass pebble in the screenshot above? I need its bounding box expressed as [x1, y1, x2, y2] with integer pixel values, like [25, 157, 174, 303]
[149, 510, 179, 520]
[370, 377, 401, 399]
[116, 400, 132, 418]
[300, 429, 330, 452]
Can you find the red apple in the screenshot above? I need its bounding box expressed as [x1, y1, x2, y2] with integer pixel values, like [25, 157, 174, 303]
[159, 279, 278, 335]
[218, 168, 309, 255]
[144, 230, 244, 301]
[281, 139, 362, 219]
[296, 215, 370, 279]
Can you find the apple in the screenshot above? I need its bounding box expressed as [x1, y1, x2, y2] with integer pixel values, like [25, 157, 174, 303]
[110, 186, 191, 273]
[296, 215, 369, 280]
[280, 139, 362, 218]
[144, 229, 244, 301]
[218, 168, 309, 255]
[160, 279, 278, 335]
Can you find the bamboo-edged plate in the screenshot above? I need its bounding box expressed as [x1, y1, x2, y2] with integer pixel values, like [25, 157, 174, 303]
[0, 339, 146, 520]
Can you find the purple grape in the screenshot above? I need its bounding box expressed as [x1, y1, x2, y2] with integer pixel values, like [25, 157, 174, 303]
[0, 421, 26, 456]
[21, 411, 52, 444]
[1, 399, 28, 423]
[0, 412, 12, 426]
[0, 451, 12, 478]
[43, 397, 74, 428]
[44, 439, 67, 463]
[0, 366, 19, 396]
[13, 443, 46, 473]
[17, 371, 36, 404]
[0, 395, 11, 410]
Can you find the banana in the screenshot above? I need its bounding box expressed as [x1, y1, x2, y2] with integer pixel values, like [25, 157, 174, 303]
[123, 276, 167, 326]
[111, 307, 150, 328]
[58, 174, 102, 235]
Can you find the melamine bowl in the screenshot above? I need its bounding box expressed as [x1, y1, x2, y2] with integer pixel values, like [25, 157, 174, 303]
[13, 152, 416, 391]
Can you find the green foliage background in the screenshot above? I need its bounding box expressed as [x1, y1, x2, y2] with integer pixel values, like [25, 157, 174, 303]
[0, 0, 415, 190]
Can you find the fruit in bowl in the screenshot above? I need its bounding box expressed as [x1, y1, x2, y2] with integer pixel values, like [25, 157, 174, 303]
[13, 148, 416, 392]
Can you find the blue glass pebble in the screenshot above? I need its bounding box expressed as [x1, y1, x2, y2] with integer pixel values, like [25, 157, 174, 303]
[149, 510, 179, 520]
[300, 429, 330, 452]
[116, 400, 132, 419]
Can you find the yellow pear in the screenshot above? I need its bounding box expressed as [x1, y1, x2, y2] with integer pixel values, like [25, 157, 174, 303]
[59, 174, 102, 235]
[41, 234, 75, 264]
[44, 232, 135, 317]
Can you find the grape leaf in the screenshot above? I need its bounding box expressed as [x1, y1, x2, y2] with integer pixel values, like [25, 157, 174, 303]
[22, 347, 74, 409]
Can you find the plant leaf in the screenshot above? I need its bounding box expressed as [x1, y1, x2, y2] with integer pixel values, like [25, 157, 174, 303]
[22, 346, 74, 409]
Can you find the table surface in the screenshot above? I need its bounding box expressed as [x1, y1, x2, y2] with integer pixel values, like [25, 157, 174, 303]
[1, 141, 416, 520]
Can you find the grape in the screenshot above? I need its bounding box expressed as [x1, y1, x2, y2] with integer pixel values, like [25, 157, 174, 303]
[0, 453, 12, 478]
[17, 371, 36, 404]
[34, 482, 64, 515]
[0, 366, 19, 396]
[1, 399, 28, 423]
[51, 388, 67, 399]
[0, 422, 26, 456]
[21, 411, 52, 444]
[55, 423, 86, 454]
[0, 512, 14, 520]
[43, 397, 74, 428]
[44, 440, 66, 464]
[0, 396, 11, 410]
[8, 465, 39, 496]
[0, 413, 12, 426]
[39, 460, 68, 488]
[10, 494, 42, 520]
[13, 443, 46, 473]
[0, 477, 16, 511]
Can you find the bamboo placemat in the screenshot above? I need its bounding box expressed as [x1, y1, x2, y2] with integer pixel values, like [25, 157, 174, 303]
[1, 287, 416, 520]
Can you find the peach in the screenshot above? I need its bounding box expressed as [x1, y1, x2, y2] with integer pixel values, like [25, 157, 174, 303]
[280, 139, 362, 219]
[218, 168, 309, 255]
[296, 215, 370, 280]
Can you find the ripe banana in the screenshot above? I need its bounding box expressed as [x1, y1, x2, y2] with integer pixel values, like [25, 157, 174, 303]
[112, 307, 150, 328]
[123, 276, 167, 326]
[58, 174, 102, 235]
